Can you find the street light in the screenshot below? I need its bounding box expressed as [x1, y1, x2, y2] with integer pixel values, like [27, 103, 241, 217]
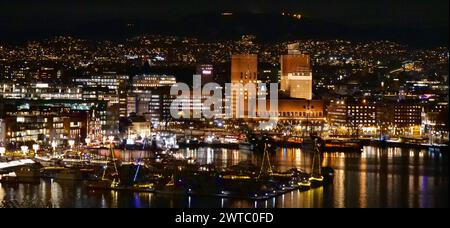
[21, 145, 29, 156]
[32, 144, 40, 156]
[68, 139, 75, 150]
[52, 141, 58, 157]
[0, 147, 5, 157]
[85, 137, 91, 146]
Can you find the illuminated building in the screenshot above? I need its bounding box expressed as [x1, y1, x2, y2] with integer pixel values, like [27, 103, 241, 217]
[132, 74, 176, 89]
[388, 101, 423, 136]
[276, 99, 323, 120]
[328, 98, 377, 135]
[127, 116, 152, 141]
[87, 102, 108, 142]
[0, 103, 88, 143]
[74, 72, 129, 127]
[145, 88, 176, 127]
[231, 54, 258, 84]
[280, 43, 312, 100]
[374, 99, 423, 136]
[74, 72, 129, 90]
[0, 83, 82, 100]
[35, 67, 62, 82]
[329, 98, 424, 136]
[422, 101, 449, 140]
[257, 99, 325, 133]
[131, 76, 176, 126]
[127, 94, 137, 116]
[196, 64, 214, 86]
[230, 54, 258, 118]
[405, 80, 448, 95]
[287, 72, 313, 100]
[0, 119, 5, 143]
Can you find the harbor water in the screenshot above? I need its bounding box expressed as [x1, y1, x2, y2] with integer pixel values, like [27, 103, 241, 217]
[0, 146, 448, 208]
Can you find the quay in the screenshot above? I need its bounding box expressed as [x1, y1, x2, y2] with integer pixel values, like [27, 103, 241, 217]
[0, 159, 35, 170]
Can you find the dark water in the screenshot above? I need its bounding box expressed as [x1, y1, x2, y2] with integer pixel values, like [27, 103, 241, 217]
[0, 146, 448, 208]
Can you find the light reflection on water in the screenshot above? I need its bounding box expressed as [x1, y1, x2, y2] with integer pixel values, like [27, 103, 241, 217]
[0, 146, 448, 208]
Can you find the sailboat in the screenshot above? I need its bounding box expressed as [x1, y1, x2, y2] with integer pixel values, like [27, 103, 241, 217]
[309, 137, 324, 187]
[87, 144, 120, 189]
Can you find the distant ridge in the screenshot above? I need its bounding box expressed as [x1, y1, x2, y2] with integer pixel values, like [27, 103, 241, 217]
[1, 13, 448, 47]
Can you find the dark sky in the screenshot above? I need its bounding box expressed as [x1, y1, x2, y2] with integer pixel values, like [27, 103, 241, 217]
[0, 0, 448, 44]
[0, 0, 447, 27]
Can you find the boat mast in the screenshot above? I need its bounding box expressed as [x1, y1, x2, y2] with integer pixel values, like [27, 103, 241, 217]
[311, 138, 322, 178]
[110, 141, 120, 184]
[258, 143, 273, 179]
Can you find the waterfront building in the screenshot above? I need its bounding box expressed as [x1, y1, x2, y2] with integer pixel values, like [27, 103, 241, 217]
[257, 98, 325, 133]
[422, 101, 449, 142]
[328, 97, 425, 137]
[328, 98, 377, 136]
[0, 104, 88, 143]
[0, 99, 107, 144]
[280, 43, 313, 100]
[388, 100, 423, 136]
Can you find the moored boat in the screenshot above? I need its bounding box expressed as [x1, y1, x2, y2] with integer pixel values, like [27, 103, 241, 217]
[34, 157, 63, 167]
[15, 166, 40, 183]
[0, 174, 18, 184]
[323, 140, 363, 153]
[54, 169, 82, 181]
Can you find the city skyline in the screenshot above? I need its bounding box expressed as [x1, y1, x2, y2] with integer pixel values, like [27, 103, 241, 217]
[0, 1, 448, 210]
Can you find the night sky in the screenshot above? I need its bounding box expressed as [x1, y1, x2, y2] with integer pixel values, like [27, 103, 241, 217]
[0, 0, 448, 43]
